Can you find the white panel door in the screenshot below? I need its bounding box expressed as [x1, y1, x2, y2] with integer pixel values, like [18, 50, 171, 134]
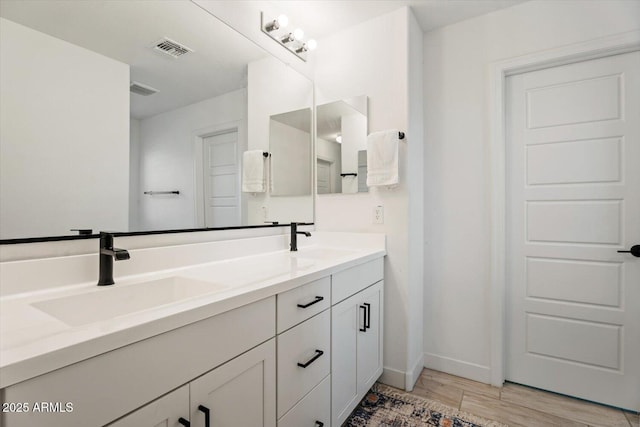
[203, 131, 239, 227]
[317, 159, 331, 194]
[506, 51, 640, 411]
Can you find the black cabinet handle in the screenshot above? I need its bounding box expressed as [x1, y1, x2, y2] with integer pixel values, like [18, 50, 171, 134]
[178, 418, 190, 427]
[315, 422, 324, 427]
[297, 296, 324, 309]
[198, 405, 210, 427]
[618, 245, 640, 257]
[359, 305, 367, 332]
[297, 349, 324, 368]
[364, 302, 371, 330]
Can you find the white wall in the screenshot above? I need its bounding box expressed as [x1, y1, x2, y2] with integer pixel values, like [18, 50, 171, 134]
[341, 114, 367, 194]
[270, 120, 312, 196]
[247, 56, 314, 225]
[316, 137, 341, 193]
[315, 7, 424, 390]
[129, 118, 141, 231]
[423, 0, 640, 383]
[0, 18, 129, 239]
[137, 89, 246, 231]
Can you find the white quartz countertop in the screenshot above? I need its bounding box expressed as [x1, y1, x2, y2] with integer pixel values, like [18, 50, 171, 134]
[0, 233, 385, 388]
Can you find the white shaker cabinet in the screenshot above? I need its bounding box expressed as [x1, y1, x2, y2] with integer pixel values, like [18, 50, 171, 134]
[190, 338, 276, 427]
[331, 258, 384, 427]
[109, 339, 275, 427]
[108, 385, 189, 427]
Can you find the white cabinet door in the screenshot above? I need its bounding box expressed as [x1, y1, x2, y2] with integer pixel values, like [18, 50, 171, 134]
[331, 281, 384, 427]
[357, 281, 383, 397]
[331, 293, 359, 426]
[190, 339, 276, 427]
[107, 385, 189, 427]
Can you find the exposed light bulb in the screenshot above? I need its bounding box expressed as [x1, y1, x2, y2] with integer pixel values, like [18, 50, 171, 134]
[336, 135, 342, 144]
[293, 28, 304, 40]
[306, 39, 317, 50]
[280, 33, 295, 44]
[265, 14, 288, 32]
[277, 14, 289, 28]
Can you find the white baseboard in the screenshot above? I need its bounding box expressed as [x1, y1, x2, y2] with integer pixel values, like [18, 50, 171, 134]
[424, 353, 491, 384]
[405, 353, 425, 391]
[379, 366, 405, 389]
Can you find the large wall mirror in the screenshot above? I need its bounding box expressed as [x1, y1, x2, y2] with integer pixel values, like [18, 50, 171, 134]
[316, 96, 368, 194]
[0, 0, 314, 241]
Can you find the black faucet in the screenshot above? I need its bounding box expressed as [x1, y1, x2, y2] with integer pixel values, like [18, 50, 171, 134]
[290, 223, 311, 252]
[98, 232, 130, 286]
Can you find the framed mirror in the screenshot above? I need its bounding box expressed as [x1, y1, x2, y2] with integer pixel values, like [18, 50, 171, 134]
[316, 96, 368, 194]
[0, 0, 314, 242]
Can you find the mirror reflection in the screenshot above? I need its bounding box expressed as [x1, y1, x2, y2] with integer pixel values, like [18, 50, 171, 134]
[0, 0, 314, 240]
[270, 108, 312, 197]
[316, 96, 368, 194]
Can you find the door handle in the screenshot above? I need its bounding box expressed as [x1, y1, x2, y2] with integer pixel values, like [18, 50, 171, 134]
[359, 305, 367, 332]
[618, 245, 640, 257]
[178, 418, 190, 427]
[364, 302, 371, 330]
[297, 296, 324, 308]
[198, 405, 210, 427]
[297, 349, 324, 368]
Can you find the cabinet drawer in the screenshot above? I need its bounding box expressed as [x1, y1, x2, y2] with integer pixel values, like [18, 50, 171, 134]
[277, 276, 330, 333]
[277, 310, 330, 418]
[332, 257, 383, 304]
[278, 375, 330, 427]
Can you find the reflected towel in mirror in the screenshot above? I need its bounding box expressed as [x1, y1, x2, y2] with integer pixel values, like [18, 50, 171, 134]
[366, 129, 399, 187]
[242, 150, 266, 192]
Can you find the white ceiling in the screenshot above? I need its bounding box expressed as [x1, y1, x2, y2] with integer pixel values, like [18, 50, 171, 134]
[1, 0, 527, 119]
[0, 0, 268, 119]
[270, 0, 527, 37]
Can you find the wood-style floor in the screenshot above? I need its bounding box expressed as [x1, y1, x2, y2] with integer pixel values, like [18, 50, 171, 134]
[402, 368, 639, 427]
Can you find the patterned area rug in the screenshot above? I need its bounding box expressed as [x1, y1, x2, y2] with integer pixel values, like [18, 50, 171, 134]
[344, 383, 508, 427]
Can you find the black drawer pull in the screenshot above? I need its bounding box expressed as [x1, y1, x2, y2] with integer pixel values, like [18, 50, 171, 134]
[297, 349, 324, 368]
[364, 302, 371, 330]
[198, 405, 210, 427]
[297, 296, 324, 309]
[315, 422, 324, 427]
[178, 418, 190, 427]
[359, 305, 367, 332]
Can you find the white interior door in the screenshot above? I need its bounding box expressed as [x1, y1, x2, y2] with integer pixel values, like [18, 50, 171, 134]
[203, 131, 239, 227]
[506, 51, 640, 411]
[317, 159, 331, 194]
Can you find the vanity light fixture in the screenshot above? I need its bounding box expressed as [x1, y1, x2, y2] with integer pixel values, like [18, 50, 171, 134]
[264, 14, 288, 32]
[261, 12, 316, 61]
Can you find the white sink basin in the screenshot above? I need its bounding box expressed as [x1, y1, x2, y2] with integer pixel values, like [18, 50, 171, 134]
[291, 247, 356, 260]
[32, 277, 228, 327]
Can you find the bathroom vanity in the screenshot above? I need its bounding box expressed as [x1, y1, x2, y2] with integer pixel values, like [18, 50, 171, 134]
[0, 232, 385, 427]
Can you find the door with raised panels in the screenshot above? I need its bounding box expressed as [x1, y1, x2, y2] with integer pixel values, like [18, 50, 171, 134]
[203, 130, 240, 228]
[505, 51, 640, 410]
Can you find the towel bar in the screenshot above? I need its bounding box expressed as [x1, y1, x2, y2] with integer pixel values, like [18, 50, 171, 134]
[144, 191, 180, 195]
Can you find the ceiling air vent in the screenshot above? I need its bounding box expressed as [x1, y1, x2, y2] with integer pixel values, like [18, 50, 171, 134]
[152, 37, 193, 58]
[130, 81, 159, 96]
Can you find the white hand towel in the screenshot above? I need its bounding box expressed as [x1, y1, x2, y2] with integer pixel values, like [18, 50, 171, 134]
[366, 130, 399, 187]
[242, 150, 266, 193]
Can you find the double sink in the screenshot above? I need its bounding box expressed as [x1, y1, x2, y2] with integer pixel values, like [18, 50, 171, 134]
[30, 247, 355, 328]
